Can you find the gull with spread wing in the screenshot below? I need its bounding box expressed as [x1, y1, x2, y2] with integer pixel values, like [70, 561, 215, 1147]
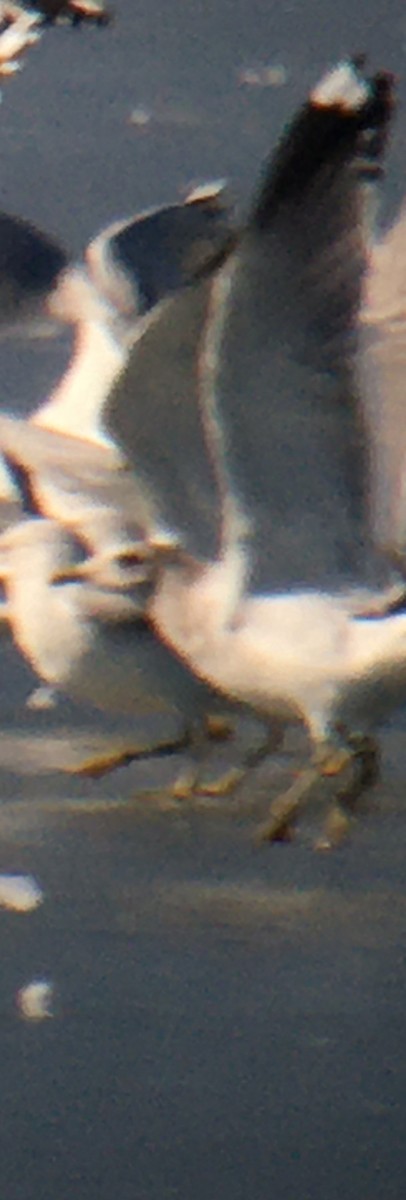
[0, 184, 234, 567]
[107, 58, 406, 846]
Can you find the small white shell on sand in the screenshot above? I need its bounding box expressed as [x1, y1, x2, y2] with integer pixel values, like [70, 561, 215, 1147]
[128, 105, 151, 128]
[16, 979, 54, 1021]
[25, 684, 57, 711]
[0, 873, 43, 912]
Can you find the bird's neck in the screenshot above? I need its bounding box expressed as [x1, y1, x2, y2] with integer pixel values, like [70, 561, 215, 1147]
[32, 320, 124, 447]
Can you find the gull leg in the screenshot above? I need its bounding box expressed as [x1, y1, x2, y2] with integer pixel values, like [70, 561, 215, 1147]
[172, 713, 244, 799]
[255, 762, 323, 844]
[73, 718, 239, 795]
[316, 734, 380, 850]
[172, 722, 283, 800]
[69, 729, 191, 779]
[201, 724, 286, 798]
[171, 723, 241, 799]
[204, 712, 234, 741]
[172, 761, 245, 800]
[256, 734, 380, 848]
[197, 722, 284, 797]
[243, 722, 285, 772]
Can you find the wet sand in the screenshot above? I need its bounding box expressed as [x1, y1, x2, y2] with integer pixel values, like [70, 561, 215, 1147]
[0, 2, 405, 1197]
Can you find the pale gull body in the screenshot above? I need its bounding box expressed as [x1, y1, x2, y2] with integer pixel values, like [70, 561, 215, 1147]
[0, 512, 233, 786]
[107, 59, 406, 845]
[0, 516, 207, 715]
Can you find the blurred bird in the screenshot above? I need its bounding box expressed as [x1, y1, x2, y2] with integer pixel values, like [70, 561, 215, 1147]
[0, 212, 68, 336]
[0, 509, 239, 787]
[0, 3, 41, 78]
[0, 184, 234, 563]
[362, 203, 406, 569]
[39, 181, 234, 435]
[0, 189, 239, 785]
[107, 59, 406, 847]
[20, 1, 111, 26]
[84, 181, 233, 333]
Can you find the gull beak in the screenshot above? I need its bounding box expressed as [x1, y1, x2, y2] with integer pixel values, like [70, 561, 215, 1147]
[73, 547, 154, 590]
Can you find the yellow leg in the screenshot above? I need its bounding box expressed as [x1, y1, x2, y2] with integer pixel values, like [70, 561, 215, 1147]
[173, 722, 283, 801]
[255, 764, 322, 844]
[256, 735, 380, 849]
[204, 713, 235, 741]
[316, 734, 380, 850]
[69, 730, 191, 779]
[172, 763, 244, 800]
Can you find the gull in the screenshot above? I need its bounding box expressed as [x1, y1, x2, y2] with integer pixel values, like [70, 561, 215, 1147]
[37, 182, 233, 437]
[0, 188, 234, 736]
[106, 59, 406, 846]
[0, 185, 234, 564]
[0, 511, 235, 785]
[0, 191, 240, 784]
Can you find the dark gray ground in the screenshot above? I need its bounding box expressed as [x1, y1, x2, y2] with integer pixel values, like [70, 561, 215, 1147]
[0, 3, 405, 1198]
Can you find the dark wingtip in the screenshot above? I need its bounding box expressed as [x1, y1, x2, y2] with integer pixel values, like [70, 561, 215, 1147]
[109, 192, 235, 312]
[0, 214, 68, 297]
[252, 59, 396, 229]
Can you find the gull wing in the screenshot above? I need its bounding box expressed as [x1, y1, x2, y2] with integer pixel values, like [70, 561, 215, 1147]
[106, 275, 223, 559]
[0, 413, 161, 541]
[204, 61, 395, 592]
[0, 193, 234, 556]
[88, 190, 235, 559]
[0, 213, 68, 333]
[361, 204, 406, 568]
[32, 191, 234, 542]
[86, 186, 234, 321]
[107, 62, 395, 576]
